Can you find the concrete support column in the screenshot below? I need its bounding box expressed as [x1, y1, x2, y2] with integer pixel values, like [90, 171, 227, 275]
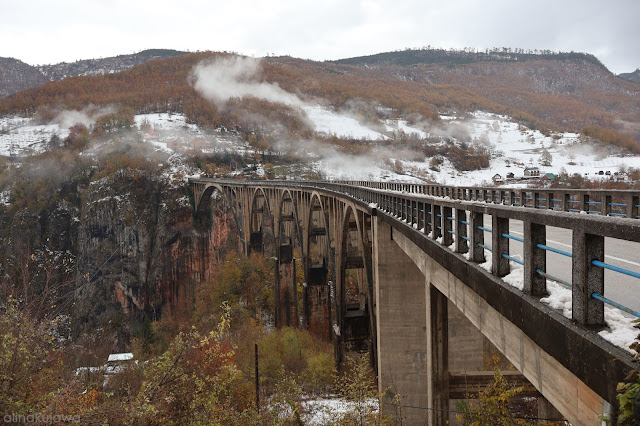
[428, 285, 449, 425]
[374, 219, 428, 425]
[276, 244, 299, 328]
[538, 396, 564, 422]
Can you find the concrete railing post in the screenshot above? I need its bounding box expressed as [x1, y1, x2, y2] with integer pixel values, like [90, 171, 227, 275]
[470, 211, 485, 263]
[524, 220, 547, 295]
[572, 231, 605, 326]
[432, 204, 442, 240]
[455, 208, 468, 253]
[601, 194, 611, 216]
[492, 215, 510, 277]
[582, 193, 590, 213]
[442, 206, 454, 247]
[628, 195, 639, 219]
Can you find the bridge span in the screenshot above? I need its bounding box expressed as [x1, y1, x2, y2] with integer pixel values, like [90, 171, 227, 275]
[190, 178, 639, 425]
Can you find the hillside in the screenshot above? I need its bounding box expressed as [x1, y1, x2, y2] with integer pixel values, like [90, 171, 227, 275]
[328, 49, 640, 143]
[334, 47, 608, 70]
[1, 49, 639, 149]
[37, 48, 188, 81]
[0, 57, 48, 97]
[0, 49, 187, 97]
[619, 69, 640, 84]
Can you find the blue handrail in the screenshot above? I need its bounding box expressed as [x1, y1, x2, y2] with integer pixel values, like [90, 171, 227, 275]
[592, 293, 640, 318]
[477, 226, 492, 233]
[502, 253, 523, 265]
[536, 269, 572, 287]
[501, 233, 524, 243]
[592, 260, 640, 279]
[477, 243, 492, 252]
[536, 244, 572, 258]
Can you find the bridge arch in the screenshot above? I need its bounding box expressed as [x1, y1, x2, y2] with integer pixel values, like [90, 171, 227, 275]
[337, 203, 376, 368]
[194, 182, 224, 218]
[274, 188, 303, 328]
[303, 192, 333, 341]
[249, 187, 276, 256]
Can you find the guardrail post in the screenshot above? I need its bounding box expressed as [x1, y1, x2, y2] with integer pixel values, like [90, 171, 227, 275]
[562, 192, 570, 212]
[601, 193, 611, 216]
[524, 220, 546, 295]
[455, 208, 468, 253]
[533, 191, 540, 209]
[572, 231, 605, 326]
[470, 211, 485, 263]
[492, 215, 510, 276]
[627, 195, 639, 219]
[432, 204, 442, 240]
[442, 206, 453, 247]
[425, 202, 432, 235]
[582, 193, 590, 213]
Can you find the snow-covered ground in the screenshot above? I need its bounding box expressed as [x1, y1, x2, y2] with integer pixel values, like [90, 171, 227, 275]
[403, 111, 640, 186]
[0, 116, 69, 156]
[302, 105, 388, 140]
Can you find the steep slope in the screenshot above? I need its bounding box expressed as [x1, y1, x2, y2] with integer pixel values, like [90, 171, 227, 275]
[0, 57, 48, 97]
[329, 49, 640, 142]
[38, 49, 188, 80]
[0, 49, 188, 98]
[619, 69, 640, 84]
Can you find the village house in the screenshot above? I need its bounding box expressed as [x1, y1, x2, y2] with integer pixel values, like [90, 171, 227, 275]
[492, 173, 504, 184]
[524, 166, 540, 177]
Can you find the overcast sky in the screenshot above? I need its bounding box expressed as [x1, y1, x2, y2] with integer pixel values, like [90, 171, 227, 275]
[1, 0, 638, 74]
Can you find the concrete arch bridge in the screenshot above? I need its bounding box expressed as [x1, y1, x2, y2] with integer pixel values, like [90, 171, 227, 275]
[190, 178, 640, 425]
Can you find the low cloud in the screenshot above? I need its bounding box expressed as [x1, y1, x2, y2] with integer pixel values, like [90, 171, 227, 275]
[191, 56, 303, 108]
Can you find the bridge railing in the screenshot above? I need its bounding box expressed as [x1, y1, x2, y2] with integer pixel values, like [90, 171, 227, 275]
[331, 180, 640, 219]
[192, 178, 640, 326]
[330, 182, 640, 326]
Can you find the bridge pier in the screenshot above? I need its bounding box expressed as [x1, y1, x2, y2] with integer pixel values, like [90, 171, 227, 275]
[275, 243, 299, 328]
[375, 218, 450, 425]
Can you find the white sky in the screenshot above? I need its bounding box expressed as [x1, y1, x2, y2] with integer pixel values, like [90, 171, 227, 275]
[1, 0, 638, 74]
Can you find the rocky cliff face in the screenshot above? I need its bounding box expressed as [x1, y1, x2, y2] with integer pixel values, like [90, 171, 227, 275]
[73, 173, 239, 346]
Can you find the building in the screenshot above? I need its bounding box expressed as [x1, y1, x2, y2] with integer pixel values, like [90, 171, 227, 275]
[492, 174, 504, 184]
[524, 166, 540, 177]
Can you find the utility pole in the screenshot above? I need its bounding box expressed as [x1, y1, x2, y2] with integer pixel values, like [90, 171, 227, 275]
[255, 343, 260, 411]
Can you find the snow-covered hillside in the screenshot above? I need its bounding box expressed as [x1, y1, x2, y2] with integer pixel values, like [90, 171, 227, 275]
[3, 107, 640, 187]
[418, 112, 640, 186]
[0, 116, 69, 156]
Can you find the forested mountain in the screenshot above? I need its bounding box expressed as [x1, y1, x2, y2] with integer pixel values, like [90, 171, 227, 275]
[0, 49, 187, 97]
[1, 48, 639, 148]
[334, 47, 608, 69]
[619, 69, 640, 84]
[37, 49, 188, 81]
[0, 57, 48, 97]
